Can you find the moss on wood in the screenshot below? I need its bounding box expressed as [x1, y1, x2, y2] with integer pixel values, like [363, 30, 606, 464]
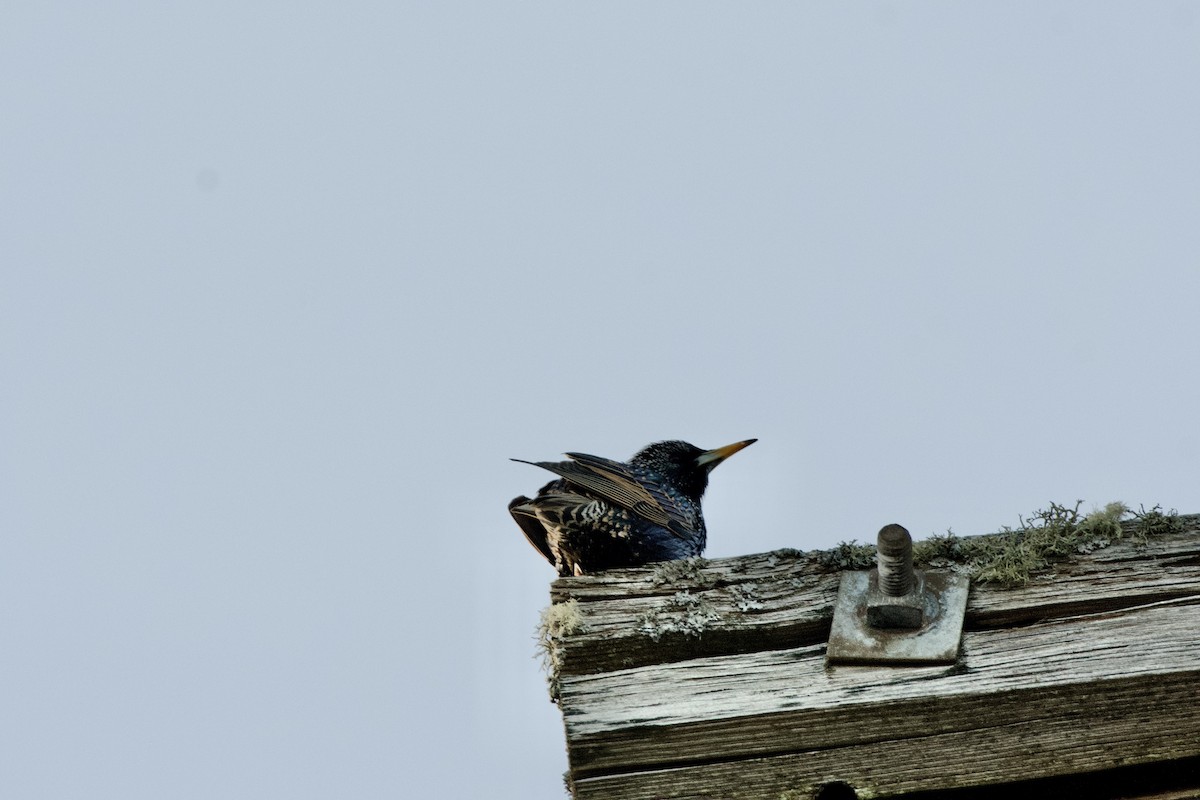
[636, 590, 723, 642]
[823, 501, 1183, 588]
[538, 501, 1185, 693]
[537, 599, 584, 701]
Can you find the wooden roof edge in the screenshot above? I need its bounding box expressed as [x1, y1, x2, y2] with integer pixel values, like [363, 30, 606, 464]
[535, 509, 1199, 689]
[550, 506, 1199, 602]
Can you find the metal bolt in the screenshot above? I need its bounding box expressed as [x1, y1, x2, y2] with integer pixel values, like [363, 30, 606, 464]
[827, 522, 971, 664]
[876, 523, 915, 596]
[866, 523, 924, 629]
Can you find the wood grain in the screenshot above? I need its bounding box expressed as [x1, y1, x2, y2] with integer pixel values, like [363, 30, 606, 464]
[550, 518, 1200, 798]
[570, 691, 1200, 800]
[553, 522, 1200, 677]
[563, 602, 1200, 773]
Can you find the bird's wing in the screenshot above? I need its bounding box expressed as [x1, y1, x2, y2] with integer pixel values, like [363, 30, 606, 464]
[513, 453, 695, 539]
[508, 495, 555, 564]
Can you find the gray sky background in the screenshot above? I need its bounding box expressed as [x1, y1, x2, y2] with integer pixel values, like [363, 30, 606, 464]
[3, 3, 1198, 798]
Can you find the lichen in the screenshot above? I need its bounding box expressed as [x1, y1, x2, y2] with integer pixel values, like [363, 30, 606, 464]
[536, 599, 584, 702]
[816, 540, 875, 571]
[1074, 501, 1129, 552]
[816, 500, 1185, 589]
[650, 556, 713, 588]
[637, 590, 722, 642]
[1132, 503, 1183, 540]
[967, 501, 1133, 586]
[913, 528, 968, 564]
[730, 582, 764, 612]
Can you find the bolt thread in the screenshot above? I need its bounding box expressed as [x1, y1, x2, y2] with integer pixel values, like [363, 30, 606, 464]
[877, 524, 915, 596]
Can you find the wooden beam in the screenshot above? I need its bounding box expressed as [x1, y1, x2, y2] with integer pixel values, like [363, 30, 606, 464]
[565, 602, 1200, 775]
[554, 519, 1200, 676]
[551, 516, 1200, 798]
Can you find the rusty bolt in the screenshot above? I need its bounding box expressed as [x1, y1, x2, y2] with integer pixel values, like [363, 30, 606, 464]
[876, 523, 915, 596]
[866, 524, 924, 629]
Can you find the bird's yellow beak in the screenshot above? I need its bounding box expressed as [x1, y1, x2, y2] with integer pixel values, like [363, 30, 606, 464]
[695, 438, 757, 469]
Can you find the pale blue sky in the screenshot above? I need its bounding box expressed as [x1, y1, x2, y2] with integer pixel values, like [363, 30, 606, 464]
[3, 3, 1198, 798]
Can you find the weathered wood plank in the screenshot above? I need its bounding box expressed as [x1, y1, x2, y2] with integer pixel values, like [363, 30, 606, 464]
[558, 572, 837, 676]
[569, 685, 1199, 800]
[550, 515, 1200, 604]
[551, 517, 1200, 798]
[560, 601, 1200, 776]
[554, 527, 1200, 677]
[550, 548, 827, 603]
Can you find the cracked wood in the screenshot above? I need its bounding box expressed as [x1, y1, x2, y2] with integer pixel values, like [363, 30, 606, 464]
[551, 517, 1200, 798]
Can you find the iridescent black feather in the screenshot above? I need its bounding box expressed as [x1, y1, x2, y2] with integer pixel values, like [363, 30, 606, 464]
[509, 439, 756, 576]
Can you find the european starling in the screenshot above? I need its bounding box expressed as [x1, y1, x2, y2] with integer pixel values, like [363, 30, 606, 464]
[508, 439, 757, 576]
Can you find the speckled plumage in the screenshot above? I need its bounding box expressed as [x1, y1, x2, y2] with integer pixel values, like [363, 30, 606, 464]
[509, 439, 756, 576]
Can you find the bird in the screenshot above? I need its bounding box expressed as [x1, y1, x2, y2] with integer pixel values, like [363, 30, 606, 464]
[508, 439, 757, 576]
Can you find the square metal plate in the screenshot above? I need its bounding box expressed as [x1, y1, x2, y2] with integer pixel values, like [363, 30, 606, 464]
[826, 569, 969, 665]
